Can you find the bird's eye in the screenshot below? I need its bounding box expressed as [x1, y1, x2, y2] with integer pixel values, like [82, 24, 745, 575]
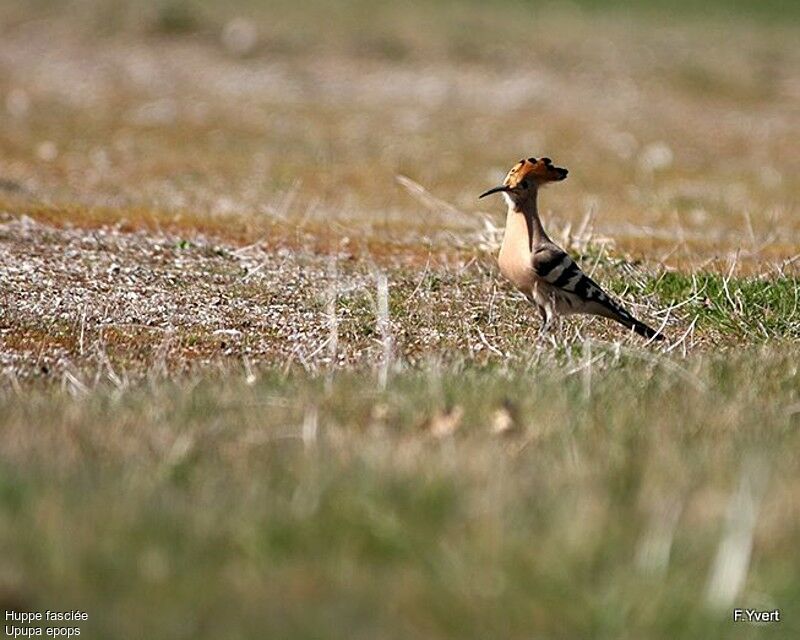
[520, 180, 528, 189]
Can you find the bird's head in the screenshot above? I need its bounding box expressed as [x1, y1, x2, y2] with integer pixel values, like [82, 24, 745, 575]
[479, 157, 568, 204]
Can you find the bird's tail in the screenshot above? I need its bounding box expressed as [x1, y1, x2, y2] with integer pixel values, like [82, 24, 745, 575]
[623, 317, 664, 341]
[598, 299, 665, 341]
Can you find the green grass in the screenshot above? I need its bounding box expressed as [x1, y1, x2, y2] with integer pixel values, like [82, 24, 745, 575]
[2, 351, 799, 638]
[642, 273, 800, 340]
[613, 272, 800, 344]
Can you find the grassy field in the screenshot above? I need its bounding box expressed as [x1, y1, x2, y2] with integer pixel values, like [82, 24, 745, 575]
[1, 0, 799, 638]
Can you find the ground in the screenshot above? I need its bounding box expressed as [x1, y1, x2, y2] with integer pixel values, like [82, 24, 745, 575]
[0, 1, 799, 638]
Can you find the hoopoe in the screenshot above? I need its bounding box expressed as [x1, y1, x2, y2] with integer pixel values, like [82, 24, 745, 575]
[480, 157, 664, 341]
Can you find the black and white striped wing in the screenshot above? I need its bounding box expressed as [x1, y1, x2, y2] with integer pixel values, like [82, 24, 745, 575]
[532, 247, 632, 317]
[532, 247, 605, 302]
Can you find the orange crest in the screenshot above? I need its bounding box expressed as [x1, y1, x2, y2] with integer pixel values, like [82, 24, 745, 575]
[504, 157, 568, 187]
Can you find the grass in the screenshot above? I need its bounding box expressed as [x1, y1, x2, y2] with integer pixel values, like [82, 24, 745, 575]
[0, 0, 799, 637]
[1, 0, 798, 260]
[2, 353, 799, 638]
[643, 272, 800, 340]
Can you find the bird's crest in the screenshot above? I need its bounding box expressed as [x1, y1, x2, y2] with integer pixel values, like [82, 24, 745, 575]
[504, 157, 568, 187]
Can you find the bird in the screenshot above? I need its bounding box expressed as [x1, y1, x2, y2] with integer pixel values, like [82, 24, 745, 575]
[479, 157, 664, 341]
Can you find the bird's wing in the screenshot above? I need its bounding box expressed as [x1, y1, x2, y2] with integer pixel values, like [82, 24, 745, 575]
[532, 246, 636, 320]
[532, 247, 603, 299]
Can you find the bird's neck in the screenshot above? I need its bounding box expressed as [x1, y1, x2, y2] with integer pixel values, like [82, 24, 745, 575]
[503, 191, 549, 253]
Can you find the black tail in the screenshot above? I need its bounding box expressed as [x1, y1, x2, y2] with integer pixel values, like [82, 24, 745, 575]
[600, 300, 665, 341]
[625, 317, 664, 341]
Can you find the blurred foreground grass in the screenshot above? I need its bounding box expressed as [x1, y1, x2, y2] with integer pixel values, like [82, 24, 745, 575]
[1, 348, 799, 638]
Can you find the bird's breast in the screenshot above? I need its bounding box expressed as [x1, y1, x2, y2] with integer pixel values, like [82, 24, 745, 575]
[498, 244, 534, 291]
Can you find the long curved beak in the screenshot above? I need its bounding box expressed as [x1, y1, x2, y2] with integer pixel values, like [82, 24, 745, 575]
[478, 185, 511, 199]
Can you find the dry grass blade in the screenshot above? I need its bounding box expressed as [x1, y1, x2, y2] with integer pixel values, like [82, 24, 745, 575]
[396, 175, 475, 226]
